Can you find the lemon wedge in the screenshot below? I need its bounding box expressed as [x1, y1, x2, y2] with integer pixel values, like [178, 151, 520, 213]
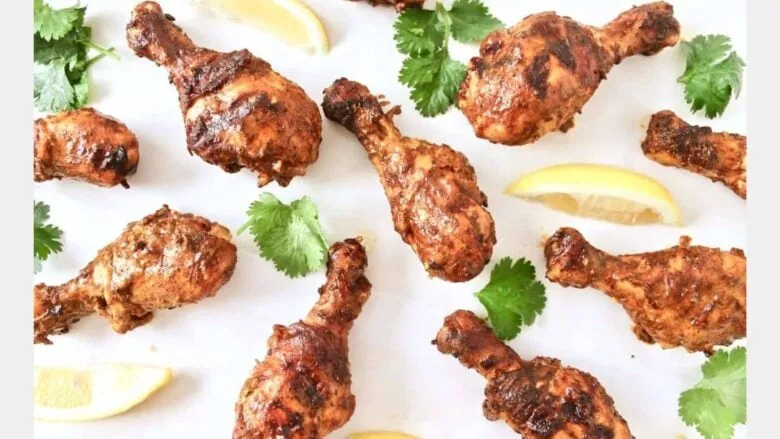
[348, 432, 419, 439]
[505, 163, 682, 226]
[195, 0, 330, 54]
[34, 364, 172, 422]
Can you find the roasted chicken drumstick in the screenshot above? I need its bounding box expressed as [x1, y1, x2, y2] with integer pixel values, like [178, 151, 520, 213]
[545, 228, 746, 354]
[458, 2, 680, 145]
[34, 108, 139, 188]
[34, 206, 237, 344]
[642, 110, 746, 198]
[434, 310, 633, 438]
[234, 239, 371, 439]
[127, 1, 322, 187]
[322, 78, 496, 282]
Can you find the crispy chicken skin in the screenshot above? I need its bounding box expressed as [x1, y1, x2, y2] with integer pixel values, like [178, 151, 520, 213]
[348, 0, 422, 12]
[34, 108, 139, 188]
[434, 310, 633, 439]
[34, 206, 237, 344]
[458, 2, 680, 146]
[642, 110, 746, 199]
[126, 1, 322, 187]
[545, 228, 746, 354]
[234, 239, 371, 439]
[322, 78, 496, 282]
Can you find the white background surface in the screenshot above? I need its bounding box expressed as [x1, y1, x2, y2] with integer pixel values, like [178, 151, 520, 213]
[33, 0, 747, 438]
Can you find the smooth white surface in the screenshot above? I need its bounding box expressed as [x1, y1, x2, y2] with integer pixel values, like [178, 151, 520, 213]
[33, 1, 747, 438]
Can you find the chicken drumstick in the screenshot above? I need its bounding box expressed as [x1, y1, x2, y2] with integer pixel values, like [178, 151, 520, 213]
[642, 110, 746, 199]
[322, 78, 496, 282]
[34, 108, 139, 188]
[233, 239, 371, 439]
[34, 205, 237, 344]
[545, 227, 746, 354]
[458, 2, 680, 145]
[434, 310, 633, 438]
[127, 1, 322, 187]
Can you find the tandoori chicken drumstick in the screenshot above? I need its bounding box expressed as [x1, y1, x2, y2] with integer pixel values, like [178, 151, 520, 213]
[458, 1, 680, 146]
[434, 310, 633, 438]
[34, 108, 139, 188]
[642, 110, 746, 199]
[233, 239, 371, 439]
[34, 205, 237, 344]
[322, 78, 496, 282]
[127, 1, 322, 187]
[544, 227, 746, 354]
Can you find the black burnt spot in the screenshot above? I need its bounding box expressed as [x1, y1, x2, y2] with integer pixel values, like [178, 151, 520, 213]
[182, 50, 253, 109]
[527, 54, 550, 99]
[549, 40, 576, 70]
[638, 11, 681, 55]
[92, 146, 129, 173]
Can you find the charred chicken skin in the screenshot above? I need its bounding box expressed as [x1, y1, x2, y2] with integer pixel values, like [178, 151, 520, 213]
[458, 2, 680, 145]
[34, 108, 139, 188]
[34, 205, 237, 344]
[127, 1, 322, 187]
[234, 239, 371, 439]
[434, 310, 633, 438]
[642, 110, 746, 199]
[349, 0, 422, 12]
[545, 228, 746, 354]
[322, 78, 496, 282]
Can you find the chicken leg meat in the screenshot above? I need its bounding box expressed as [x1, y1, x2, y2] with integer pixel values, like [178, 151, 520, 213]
[458, 2, 680, 145]
[34, 205, 238, 344]
[545, 227, 746, 353]
[434, 310, 633, 438]
[127, 1, 322, 187]
[642, 110, 746, 199]
[34, 108, 139, 188]
[322, 78, 496, 282]
[234, 239, 371, 439]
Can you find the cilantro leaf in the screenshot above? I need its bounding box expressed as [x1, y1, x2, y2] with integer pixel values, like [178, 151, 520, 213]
[448, 0, 504, 43]
[394, 8, 445, 56]
[679, 346, 746, 439]
[34, 201, 63, 274]
[475, 257, 547, 340]
[400, 50, 466, 117]
[237, 193, 329, 278]
[34, 60, 76, 113]
[34, 0, 85, 41]
[678, 34, 746, 118]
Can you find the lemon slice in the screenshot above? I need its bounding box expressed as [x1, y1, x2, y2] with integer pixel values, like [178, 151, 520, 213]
[505, 163, 682, 226]
[34, 364, 172, 422]
[195, 0, 330, 54]
[348, 432, 419, 439]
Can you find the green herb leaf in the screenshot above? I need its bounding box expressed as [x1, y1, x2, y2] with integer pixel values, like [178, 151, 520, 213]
[34, 60, 76, 113]
[448, 0, 504, 43]
[399, 50, 466, 117]
[679, 346, 746, 439]
[678, 34, 745, 118]
[34, 0, 85, 41]
[475, 257, 547, 340]
[393, 8, 445, 56]
[34, 201, 63, 274]
[237, 193, 329, 278]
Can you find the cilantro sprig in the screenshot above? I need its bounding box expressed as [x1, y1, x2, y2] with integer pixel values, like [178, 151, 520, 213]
[678, 34, 745, 119]
[475, 257, 546, 341]
[237, 193, 329, 278]
[33, 0, 118, 113]
[394, 0, 503, 117]
[34, 201, 64, 274]
[679, 346, 746, 439]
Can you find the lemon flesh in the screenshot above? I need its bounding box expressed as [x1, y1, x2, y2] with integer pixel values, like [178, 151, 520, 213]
[348, 432, 419, 439]
[196, 0, 330, 54]
[505, 163, 682, 226]
[34, 364, 172, 422]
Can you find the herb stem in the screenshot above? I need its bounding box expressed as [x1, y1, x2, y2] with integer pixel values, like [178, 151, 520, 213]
[82, 40, 120, 60]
